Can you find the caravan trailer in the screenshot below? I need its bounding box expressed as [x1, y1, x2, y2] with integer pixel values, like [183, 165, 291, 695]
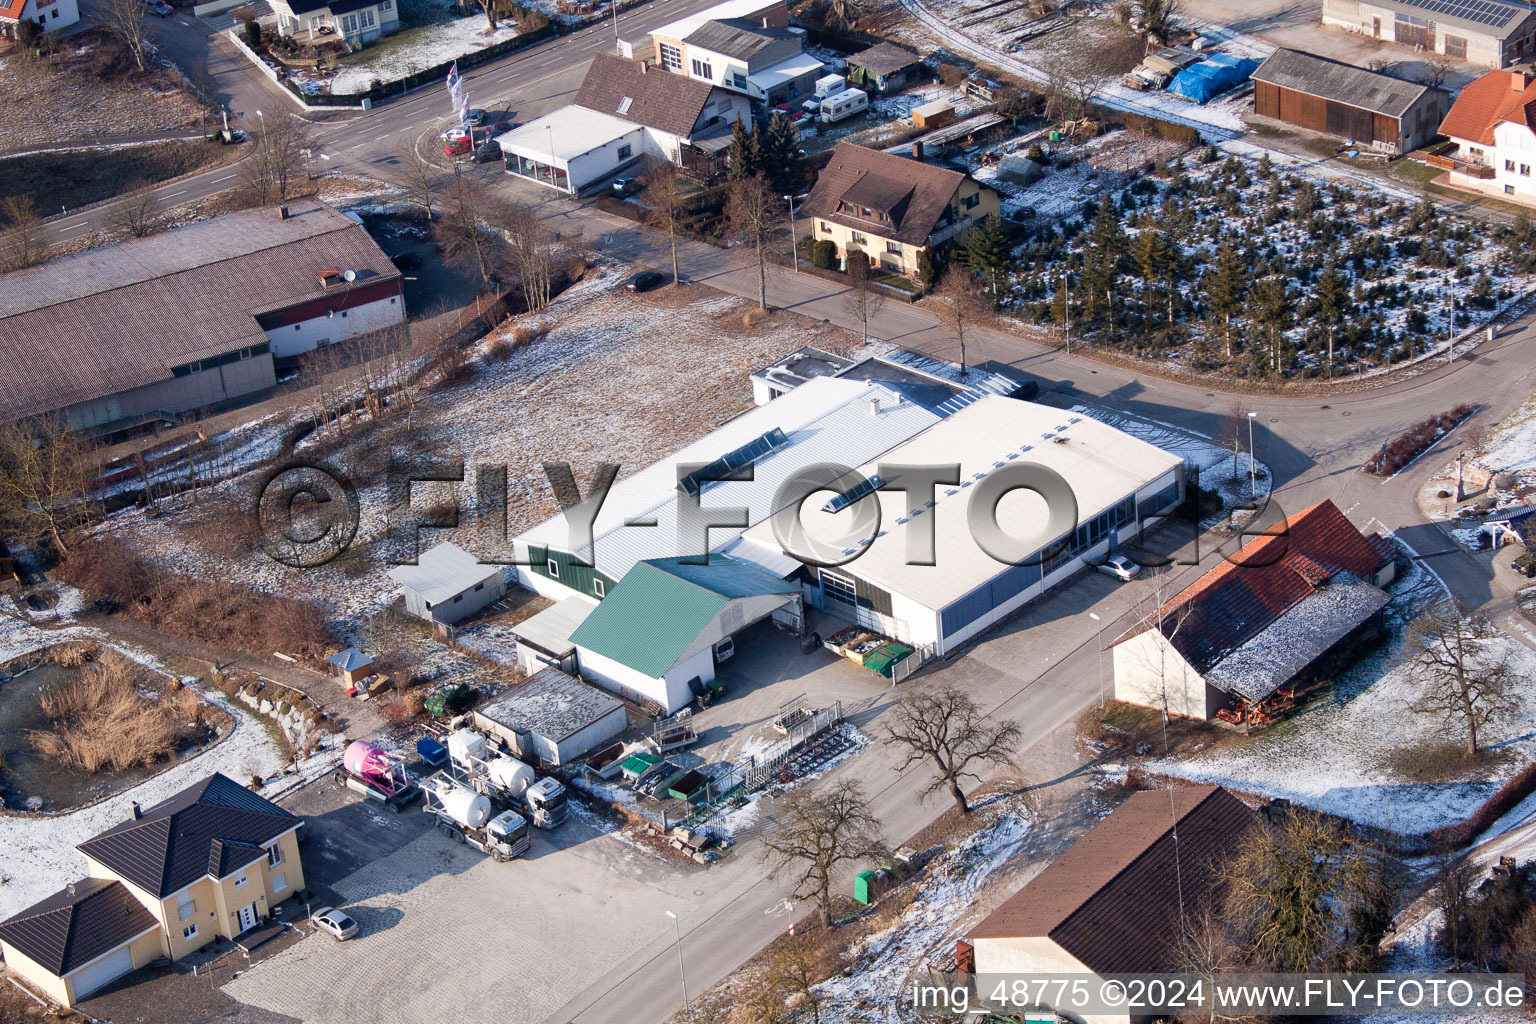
[819, 87, 868, 124]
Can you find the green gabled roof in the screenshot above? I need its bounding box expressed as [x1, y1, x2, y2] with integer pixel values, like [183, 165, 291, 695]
[570, 556, 798, 679]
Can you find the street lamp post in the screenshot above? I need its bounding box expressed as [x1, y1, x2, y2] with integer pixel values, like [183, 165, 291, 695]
[547, 124, 557, 189]
[1448, 296, 1455, 367]
[784, 193, 798, 273]
[1089, 611, 1103, 708]
[612, 0, 619, 45]
[1247, 411, 1258, 499]
[665, 910, 689, 1012]
[1062, 272, 1070, 354]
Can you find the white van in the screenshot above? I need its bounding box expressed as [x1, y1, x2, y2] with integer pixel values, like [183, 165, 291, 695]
[819, 87, 868, 124]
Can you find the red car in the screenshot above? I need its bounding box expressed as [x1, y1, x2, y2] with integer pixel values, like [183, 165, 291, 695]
[444, 137, 472, 158]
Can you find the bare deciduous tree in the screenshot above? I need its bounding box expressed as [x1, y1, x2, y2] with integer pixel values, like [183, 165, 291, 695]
[726, 173, 781, 311]
[0, 196, 45, 272]
[842, 253, 889, 344]
[243, 110, 313, 204]
[884, 686, 1020, 813]
[822, 0, 868, 31]
[112, 181, 160, 239]
[934, 264, 987, 374]
[761, 779, 886, 928]
[1218, 399, 1252, 483]
[403, 143, 436, 222]
[500, 200, 556, 312]
[0, 416, 99, 556]
[436, 164, 502, 292]
[1222, 808, 1392, 972]
[1422, 54, 1456, 89]
[643, 166, 690, 286]
[764, 933, 830, 1024]
[98, 0, 150, 71]
[1406, 600, 1516, 756]
[1122, 564, 1196, 751]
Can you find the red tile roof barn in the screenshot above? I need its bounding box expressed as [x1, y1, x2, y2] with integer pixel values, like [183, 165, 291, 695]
[1117, 499, 1393, 675]
[1439, 70, 1536, 146]
[968, 786, 1259, 973]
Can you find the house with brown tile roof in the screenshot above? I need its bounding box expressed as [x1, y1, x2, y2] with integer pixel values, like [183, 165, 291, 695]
[497, 54, 752, 193]
[801, 143, 1000, 278]
[0, 0, 77, 38]
[1435, 70, 1536, 202]
[0, 774, 306, 1008]
[1110, 499, 1397, 722]
[969, 785, 1259, 1017]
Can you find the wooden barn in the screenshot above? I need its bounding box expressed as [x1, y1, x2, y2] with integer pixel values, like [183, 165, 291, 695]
[1251, 48, 1448, 154]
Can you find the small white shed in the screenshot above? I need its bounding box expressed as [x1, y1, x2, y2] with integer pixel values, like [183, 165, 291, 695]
[387, 542, 505, 625]
[472, 667, 628, 765]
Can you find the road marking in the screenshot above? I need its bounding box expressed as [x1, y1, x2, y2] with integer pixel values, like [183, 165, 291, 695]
[213, 174, 236, 183]
[160, 189, 187, 198]
[320, 153, 332, 160]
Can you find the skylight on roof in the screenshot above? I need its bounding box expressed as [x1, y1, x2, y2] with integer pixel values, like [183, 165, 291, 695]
[618, 96, 634, 114]
[823, 474, 883, 513]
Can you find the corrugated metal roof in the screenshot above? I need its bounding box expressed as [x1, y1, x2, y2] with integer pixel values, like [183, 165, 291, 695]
[1373, 0, 1534, 40]
[0, 878, 159, 978]
[496, 105, 641, 162]
[1252, 49, 1433, 118]
[511, 595, 598, 656]
[731, 397, 1183, 609]
[650, 0, 781, 43]
[517, 376, 941, 583]
[475, 666, 622, 742]
[570, 561, 731, 678]
[648, 553, 800, 598]
[848, 41, 920, 76]
[387, 542, 501, 605]
[0, 197, 398, 420]
[749, 51, 826, 89]
[327, 647, 373, 673]
[684, 17, 797, 60]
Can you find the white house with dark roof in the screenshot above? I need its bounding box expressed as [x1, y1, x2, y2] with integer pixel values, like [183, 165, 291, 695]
[496, 53, 751, 192]
[0, 774, 304, 1007]
[677, 17, 824, 105]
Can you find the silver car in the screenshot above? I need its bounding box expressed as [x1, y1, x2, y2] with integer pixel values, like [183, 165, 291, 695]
[1096, 554, 1141, 582]
[311, 907, 359, 940]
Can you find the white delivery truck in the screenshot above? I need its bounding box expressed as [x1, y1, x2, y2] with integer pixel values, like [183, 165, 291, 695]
[819, 87, 868, 124]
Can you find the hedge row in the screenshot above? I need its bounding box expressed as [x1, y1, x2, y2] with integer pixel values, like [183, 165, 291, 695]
[1362, 404, 1473, 477]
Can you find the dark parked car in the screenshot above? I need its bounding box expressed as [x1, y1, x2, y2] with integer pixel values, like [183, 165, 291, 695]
[473, 140, 502, 163]
[145, 0, 173, 14]
[465, 108, 488, 127]
[491, 120, 514, 134]
[389, 252, 422, 271]
[625, 270, 666, 292]
[1513, 553, 1536, 578]
[611, 177, 639, 195]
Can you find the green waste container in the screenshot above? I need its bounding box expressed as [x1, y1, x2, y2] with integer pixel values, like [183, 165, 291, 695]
[1049, 130, 1061, 142]
[854, 869, 878, 905]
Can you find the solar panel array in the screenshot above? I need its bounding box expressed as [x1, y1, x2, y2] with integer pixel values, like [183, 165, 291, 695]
[1400, 0, 1522, 28]
[677, 427, 791, 498]
[823, 474, 884, 514]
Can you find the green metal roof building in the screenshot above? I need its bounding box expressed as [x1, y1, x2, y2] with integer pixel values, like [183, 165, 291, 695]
[570, 555, 802, 713]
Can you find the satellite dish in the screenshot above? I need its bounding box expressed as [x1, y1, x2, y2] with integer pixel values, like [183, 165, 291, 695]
[342, 269, 357, 282]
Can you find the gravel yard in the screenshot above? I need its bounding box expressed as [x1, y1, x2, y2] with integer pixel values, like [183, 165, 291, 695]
[0, 36, 210, 152]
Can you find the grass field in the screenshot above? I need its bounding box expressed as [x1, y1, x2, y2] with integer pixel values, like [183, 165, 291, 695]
[0, 139, 241, 223]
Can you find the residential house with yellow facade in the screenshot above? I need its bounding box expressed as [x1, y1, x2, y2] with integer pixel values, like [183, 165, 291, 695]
[800, 142, 1001, 278]
[0, 774, 304, 1007]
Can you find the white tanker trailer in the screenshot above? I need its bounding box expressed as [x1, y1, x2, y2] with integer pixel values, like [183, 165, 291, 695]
[421, 772, 531, 862]
[446, 728, 569, 828]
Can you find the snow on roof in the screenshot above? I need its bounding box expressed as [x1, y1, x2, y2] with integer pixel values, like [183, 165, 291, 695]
[474, 667, 622, 743]
[749, 51, 826, 90]
[728, 397, 1183, 608]
[386, 542, 501, 605]
[650, 0, 781, 43]
[1203, 570, 1390, 704]
[516, 376, 940, 583]
[510, 596, 598, 657]
[495, 106, 641, 163]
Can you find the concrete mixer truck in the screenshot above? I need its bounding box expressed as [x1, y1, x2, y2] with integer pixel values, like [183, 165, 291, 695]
[337, 740, 420, 810]
[420, 772, 531, 862]
[445, 728, 569, 829]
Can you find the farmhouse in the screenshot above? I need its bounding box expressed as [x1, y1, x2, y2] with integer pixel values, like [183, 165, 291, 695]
[0, 198, 403, 438]
[967, 785, 1258, 1024]
[1321, 0, 1536, 68]
[1435, 69, 1536, 200]
[0, 774, 304, 1007]
[1251, 48, 1448, 153]
[570, 555, 801, 713]
[801, 143, 1001, 278]
[845, 42, 923, 95]
[1111, 500, 1397, 723]
[388, 542, 506, 626]
[266, 0, 400, 46]
[726, 398, 1185, 658]
[497, 54, 752, 193]
[0, 0, 78, 37]
[472, 666, 627, 765]
[512, 376, 943, 603]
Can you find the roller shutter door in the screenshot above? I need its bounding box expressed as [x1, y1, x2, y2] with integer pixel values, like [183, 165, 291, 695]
[70, 945, 134, 1000]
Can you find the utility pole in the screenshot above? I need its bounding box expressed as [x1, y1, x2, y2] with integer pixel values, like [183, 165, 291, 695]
[665, 910, 689, 1012]
[1448, 296, 1455, 366]
[1089, 611, 1103, 707]
[1062, 272, 1070, 354]
[784, 193, 798, 273]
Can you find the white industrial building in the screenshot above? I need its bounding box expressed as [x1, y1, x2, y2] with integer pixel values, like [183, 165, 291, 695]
[726, 398, 1185, 657]
[388, 542, 506, 626]
[512, 376, 944, 604]
[1321, 0, 1536, 68]
[472, 667, 627, 765]
[509, 595, 596, 676]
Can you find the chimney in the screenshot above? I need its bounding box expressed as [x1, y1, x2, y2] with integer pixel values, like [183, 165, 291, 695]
[640, 61, 647, 73]
[67, 882, 75, 897]
[912, 140, 924, 161]
[278, 204, 290, 220]
[131, 801, 141, 820]
[868, 395, 881, 416]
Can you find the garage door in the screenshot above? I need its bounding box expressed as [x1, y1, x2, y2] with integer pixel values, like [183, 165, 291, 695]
[70, 946, 133, 1000]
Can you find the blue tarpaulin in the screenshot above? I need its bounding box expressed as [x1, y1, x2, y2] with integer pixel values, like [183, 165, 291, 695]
[1169, 55, 1258, 103]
